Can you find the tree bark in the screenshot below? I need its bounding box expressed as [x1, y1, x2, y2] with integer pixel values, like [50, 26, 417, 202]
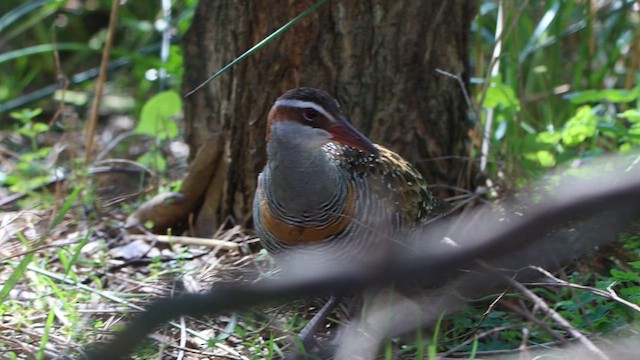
[182, 0, 476, 236]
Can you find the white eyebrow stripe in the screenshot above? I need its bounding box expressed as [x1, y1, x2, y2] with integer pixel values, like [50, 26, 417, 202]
[274, 99, 335, 122]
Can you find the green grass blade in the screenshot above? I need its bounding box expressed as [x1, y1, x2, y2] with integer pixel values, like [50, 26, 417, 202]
[0, 43, 158, 66]
[0, 43, 87, 64]
[0, 0, 49, 33]
[0, 233, 36, 302]
[184, 0, 328, 97]
[64, 230, 91, 276]
[50, 187, 80, 229]
[415, 326, 424, 359]
[469, 335, 479, 360]
[37, 307, 56, 360]
[519, 0, 560, 63]
[428, 312, 446, 359]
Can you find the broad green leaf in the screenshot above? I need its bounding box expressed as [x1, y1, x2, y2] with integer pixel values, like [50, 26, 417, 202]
[561, 106, 598, 147]
[628, 125, 640, 140]
[536, 131, 561, 145]
[610, 269, 640, 282]
[32, 122, 49, 133]
[10, 107, 42, 122]
[166, 45, 184, 77]
[136, 90, 181, 140]
[619, 143, 633, 152]
[619, 109, 640, 123]
[481, 82, 520, 110]
[536, 150, 556, 167]
[566, 88, 640, 104]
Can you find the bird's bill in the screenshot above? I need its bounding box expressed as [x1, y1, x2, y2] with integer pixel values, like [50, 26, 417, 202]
[327, 116, 379, 156]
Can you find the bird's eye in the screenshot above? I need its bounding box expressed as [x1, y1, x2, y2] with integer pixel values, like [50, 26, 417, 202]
[302, 108, 320, 122]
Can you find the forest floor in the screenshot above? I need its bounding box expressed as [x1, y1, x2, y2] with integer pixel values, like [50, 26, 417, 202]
[0, 115, 344, 359]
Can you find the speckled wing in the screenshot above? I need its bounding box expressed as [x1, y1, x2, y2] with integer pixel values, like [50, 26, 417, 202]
[323, 142, 450, 228]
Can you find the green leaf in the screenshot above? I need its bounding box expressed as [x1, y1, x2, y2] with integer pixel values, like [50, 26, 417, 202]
[619, 109, 640, 123]
[32, 122, 49, 134]
[166, 45, 184, 77]
[566, 88, 640, 104]
[136, 90, 181, 140]
[10, 107, 42, 122]
[536, 150, 556, 167]
[215, 314, 238, 341]
[628, 125, 640, 141]
[619, 142, 633, 152]
[481, 81, 520, 110]
[536, 131, 561, 145]
[610, 269, 640, 282]
[561, 106, 598, 147]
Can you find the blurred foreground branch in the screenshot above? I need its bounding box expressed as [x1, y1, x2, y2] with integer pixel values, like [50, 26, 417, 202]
[86, 156, 640, 359]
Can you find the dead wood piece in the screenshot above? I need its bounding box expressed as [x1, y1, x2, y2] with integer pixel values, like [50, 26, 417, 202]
[128, 234, 239, 250]
[126, 136, 223, 233]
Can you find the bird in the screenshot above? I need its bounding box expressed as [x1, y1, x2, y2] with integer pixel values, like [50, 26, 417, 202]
[253, 87, 449, 263]
[252, 87, 450, 357]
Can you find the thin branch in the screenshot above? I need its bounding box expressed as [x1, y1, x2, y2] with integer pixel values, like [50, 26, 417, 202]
[527, 266, 640, 313]
[498, 296, 568, 344]
[485, 263, 610, 360]
[84, 0, 120, 166]
[127, 234, 240, 250]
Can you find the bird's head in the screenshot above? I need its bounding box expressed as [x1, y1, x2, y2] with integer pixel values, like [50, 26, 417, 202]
[266, 87, 379, 155]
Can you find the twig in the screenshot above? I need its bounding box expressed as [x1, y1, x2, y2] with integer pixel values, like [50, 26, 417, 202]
[434, 69, 478, 122]
[0, 333, 59, 359]
[484, 263, 610, 360]
[128, 234, 240, 250]
[84, 0, 120, 166]
[498, 297, 567, 344]
[176, 316, 186, 360]
[527, 266, 640, 313]
[49, 22, 69, 127]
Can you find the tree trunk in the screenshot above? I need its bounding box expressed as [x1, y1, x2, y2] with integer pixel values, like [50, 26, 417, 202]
[182, 0, 476, 236]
